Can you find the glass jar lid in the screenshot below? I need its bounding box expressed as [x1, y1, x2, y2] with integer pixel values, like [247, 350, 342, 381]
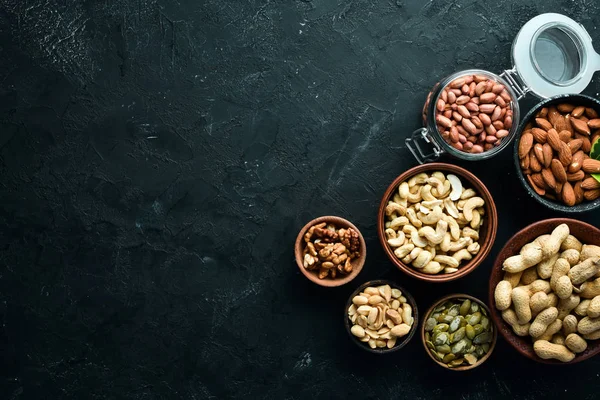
[511, 13, 600, 99]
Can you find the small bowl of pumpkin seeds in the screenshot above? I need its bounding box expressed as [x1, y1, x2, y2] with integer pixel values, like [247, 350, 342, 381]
[421, 294, 497, 370]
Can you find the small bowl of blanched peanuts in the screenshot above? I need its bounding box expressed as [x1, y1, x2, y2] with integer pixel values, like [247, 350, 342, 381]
[377, 163, 498, 282]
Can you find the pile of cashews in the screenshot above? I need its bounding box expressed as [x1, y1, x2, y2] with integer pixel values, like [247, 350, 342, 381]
[384, 171, 485, 274]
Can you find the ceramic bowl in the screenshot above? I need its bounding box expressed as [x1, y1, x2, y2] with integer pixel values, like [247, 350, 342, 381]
[377, 163, 498, 282]
[344, 279, 418, 353]
[421, 294, 497, 370]
[488, 218, 600, 364]
[513, 94, 600, 213]
[295, 216, 366, 287]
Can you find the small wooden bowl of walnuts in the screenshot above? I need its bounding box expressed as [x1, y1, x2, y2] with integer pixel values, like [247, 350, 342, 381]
[295, 216, 366, 287]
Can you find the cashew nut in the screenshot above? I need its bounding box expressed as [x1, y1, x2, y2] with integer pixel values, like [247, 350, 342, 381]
[408, 173, 428, 187]
[421, 199, 443, 209]
[420, 185, 437, 202]
[467, 242, 480, 255]
[385, 201, 406, 217]
[460, 188, 477, 200]
[426, 177, 445, 196]
[402, 247, 422, 264]
[405, 208, 422, 228]
[463, 197, 485, 221]
[407, 187, 422, 203]
[443, 197, 460, 219]
[422, 261, 443, 274]
[394, 243, 414, 259]
[470, 209, 481, 229]
[434, 255, 460, 269]
[431, 171, 445, 182]
[417, 205, 444, 225]
[412, 250, 433, 269]
[389, 216, 409, 230]
[444, 215, 460, 240]
[403, 225, 428, 248]
[447, 174, 463, 201]
[418, 220, 448, 245]
[462, 227, 480, 241]
[387, 231, 406, 248]
[398, 182, 410, 198]
[452, 249, 473, 263]
[440, 233, 452, 252]
[385, 228, 397, 240]
[446, 237, 472, 252]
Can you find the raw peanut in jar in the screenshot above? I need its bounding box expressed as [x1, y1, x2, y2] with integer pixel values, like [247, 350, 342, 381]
[435, 74, 515, 154]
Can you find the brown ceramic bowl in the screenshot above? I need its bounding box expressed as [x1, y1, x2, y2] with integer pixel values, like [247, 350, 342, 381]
[378, 163, 498, 282]
[295, 216, 366, 287]
[488, 218, 600, 364]
[421, 294, 497, 370]
[344, 279, 418, 353]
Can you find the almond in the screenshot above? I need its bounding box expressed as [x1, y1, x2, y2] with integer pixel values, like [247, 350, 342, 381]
[535, 118, 553, 131]
[554, 182, 564, 195]
[566, 170, 584, 182]
[582, 159, 600, 174]
[520, 153, 530, 170]
[582, 136, 592, 153]
[547, 128, 562, 151]
[527, 174, 546, 196]
[551, 159, 568, 183]
[558, 130, 571, 143]
[574, 181, 584, 204]
[588, 119, 600, 129]
[518, 132, 534, 159]
[542, 143, 553, 168]
[531, 128, 548, 143]
[557, 103, 575, 113]
[531, 173, 547, 189]
[569, 150, 584, 173]
[537, 107, 549, 118]
[541, 168, 557, 190]
[554, 115, 569, 132]
[529, 150, 542, 172]
[548, 106, 560, 125]
[572, 106, 585, 118]
[584, 189, 600, 201]
[571, 117, 591, 135]
[533, 143, 544, 164]
[568, 138, 583, 154]
[558, 142, 573, 166]
[562, 182, 576, 206]
[582, 177, 600, 190]
[585, 108, 599, 119]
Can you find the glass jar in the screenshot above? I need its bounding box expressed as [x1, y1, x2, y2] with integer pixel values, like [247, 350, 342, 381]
[406, 13, 600, 164]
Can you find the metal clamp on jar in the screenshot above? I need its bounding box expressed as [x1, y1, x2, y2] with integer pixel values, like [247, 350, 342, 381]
[406, 13, 600, 164]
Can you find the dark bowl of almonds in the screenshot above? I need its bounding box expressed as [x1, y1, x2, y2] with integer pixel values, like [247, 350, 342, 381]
[513, 94, 600, 213]
[295, 216, 366, 287]
[421, 294, 497, 371]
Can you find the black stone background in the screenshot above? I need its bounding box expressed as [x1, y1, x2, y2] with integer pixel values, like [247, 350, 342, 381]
[1, 0, 600, 399]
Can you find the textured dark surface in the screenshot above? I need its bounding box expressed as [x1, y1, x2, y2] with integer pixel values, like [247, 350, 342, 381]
[1, 0, 600, 399]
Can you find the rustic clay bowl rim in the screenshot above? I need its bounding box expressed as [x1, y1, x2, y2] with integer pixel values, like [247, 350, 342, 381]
[488, 218, 600, 364]
[344, 279, 419, 354]
[421, 293, 497, 371]
[512, 94, 600, 213]
[377, 162, 498, 282]
[294, 216, 366, 287]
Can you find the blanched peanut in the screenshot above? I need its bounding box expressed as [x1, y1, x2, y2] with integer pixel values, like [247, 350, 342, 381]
[534, 340, 575, 362]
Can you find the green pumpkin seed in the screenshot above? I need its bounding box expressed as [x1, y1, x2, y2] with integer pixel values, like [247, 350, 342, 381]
[470, 302, 479, 313]
[449, 358, 465, 367]
[475, 346, 485, 357]
[473, 331, 493, 345]
[466, 325, 475, 340]
[449, 316, 462, 332]
[473, 324, 484, 336]
[482, 343, 490, 353]
[451, 338, 469, 355]
[436, 344, 451, 354]
[464, 353, 478, 365]
[433, 305, 445, 313]
[434, 332, 449, 345]
[467, 312, 482, 325]
[460, 319, 468, 327]
[442, 353, 456, 363]
[447, 304, 460, 317]
[466, 345, 476, 353]
[425, 317, 437, 331]
[459, 299, 471, 316]
[426, 340, 435, 350]
[481, 316, 490, 330]
[452, 327, 466, 343]
[433, 351, 444, 361]
[433, 323, 449, 334]
[481, 307, 488, 317]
